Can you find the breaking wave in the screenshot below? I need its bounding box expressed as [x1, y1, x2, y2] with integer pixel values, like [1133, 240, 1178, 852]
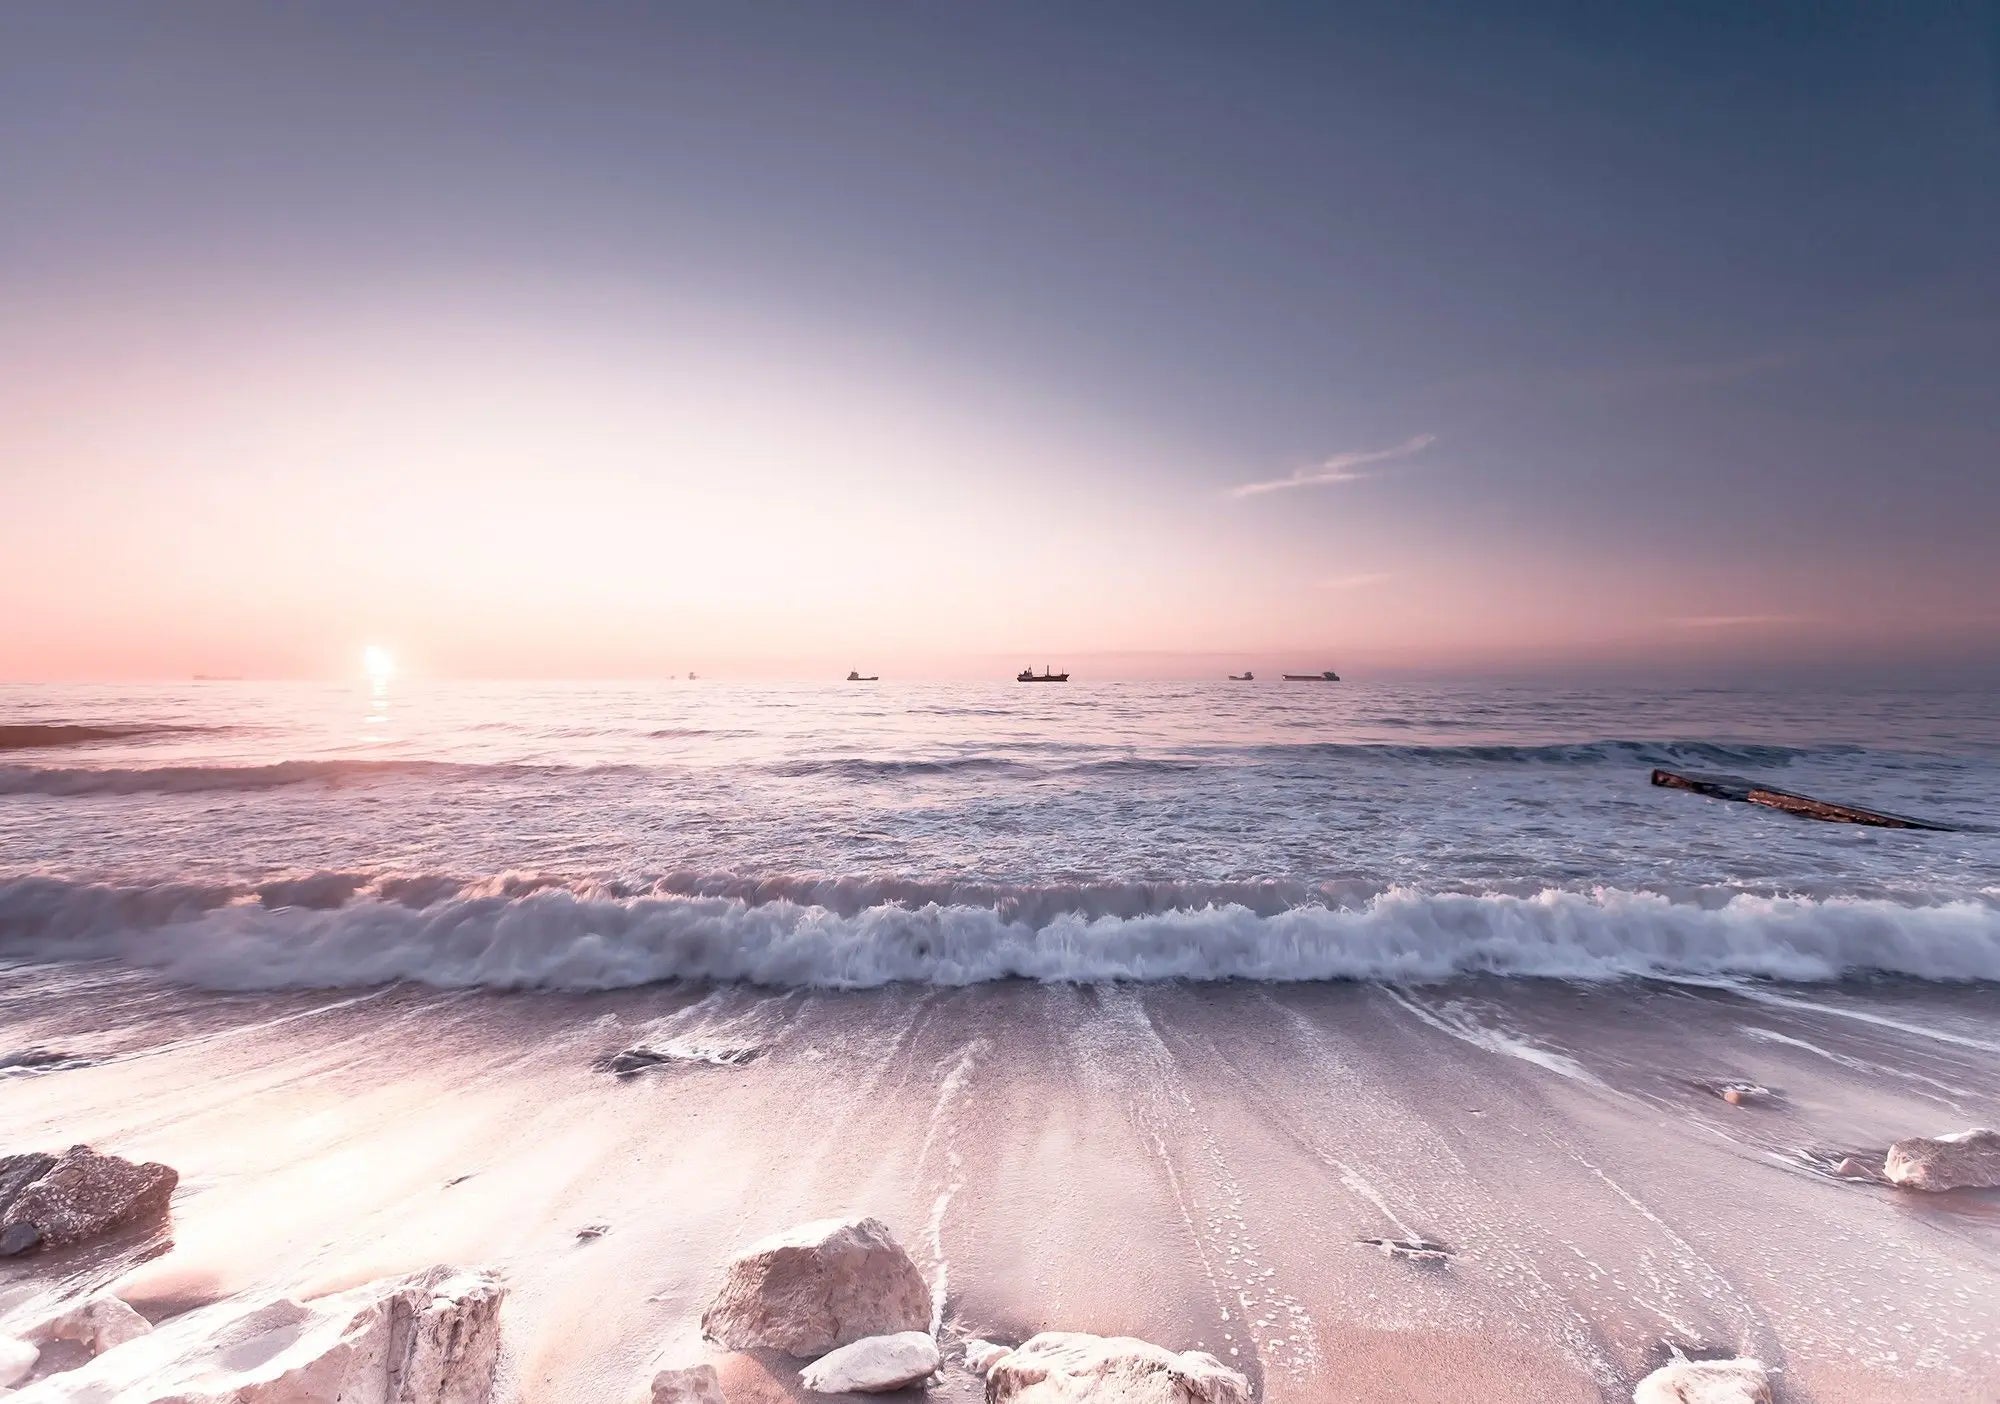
[2, 873, 1996, 992]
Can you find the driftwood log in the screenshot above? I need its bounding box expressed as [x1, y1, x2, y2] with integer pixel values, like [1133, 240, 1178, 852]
[1650, 769, 1957, 831]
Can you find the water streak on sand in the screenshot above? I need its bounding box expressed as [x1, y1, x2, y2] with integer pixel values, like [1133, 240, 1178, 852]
[916, 1038, 982, 1335]
[1381, 988, 1604, 1085]
[1731, 988, 2000, 1054]
[1743, 1025, 1973, 1108]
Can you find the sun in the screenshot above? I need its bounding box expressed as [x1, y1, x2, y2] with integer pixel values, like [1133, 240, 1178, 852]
[362, 645, 397, 684]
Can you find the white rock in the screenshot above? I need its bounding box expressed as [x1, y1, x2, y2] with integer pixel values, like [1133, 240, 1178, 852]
[8, 1263, 504, 1404]
[0, 1338, 36, 1389]
[1883, 1128, 2000, 1192]
[644, 1363, 724, 1404]
[34, 1295, 152, 1355]
[702, 1216, 930, 1357]
[1634, 1356, 1772, 1404]
[800, 1331, 939, 1394]
[963, 1338, 1011, 1376]
[986, 1332, 1251, 1404]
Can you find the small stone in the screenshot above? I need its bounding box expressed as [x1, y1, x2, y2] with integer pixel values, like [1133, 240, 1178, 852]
[0, 1222, 40, 1256]
[800, 1330, 940, 1393]
[645, 1363, 724, 1404]
[1692, 1078, 1774, 1107]
[964, 1338, 1011, 1376]
[1830, 1156, 1880, 1180]
[1633, 1355, 1771, 1403]
[987, 1332, 1250, 1404]
[36, 1295, 153, 1355]
[576, 1223, 610, 1241]
[1883, 1128, 2000, 1192]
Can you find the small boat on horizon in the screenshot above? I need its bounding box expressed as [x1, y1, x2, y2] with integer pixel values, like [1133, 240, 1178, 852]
[1017, 666, 1070, 683]
[1282, 670, 1342, 682]
[1228, 671, 1254, 681]
[846, 670, 880, 681]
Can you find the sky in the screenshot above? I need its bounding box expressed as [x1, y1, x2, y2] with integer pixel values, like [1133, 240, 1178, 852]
[2, 2, 1996, 681]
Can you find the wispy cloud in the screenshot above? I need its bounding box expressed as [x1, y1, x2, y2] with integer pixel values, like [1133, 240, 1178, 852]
[1669, 614, 1805, 629]
[1229, 433, 1435, 498]
[1320, 572, 1393, 590]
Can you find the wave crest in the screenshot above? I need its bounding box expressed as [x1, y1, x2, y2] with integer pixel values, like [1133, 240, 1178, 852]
[2, 873, 1995, 991]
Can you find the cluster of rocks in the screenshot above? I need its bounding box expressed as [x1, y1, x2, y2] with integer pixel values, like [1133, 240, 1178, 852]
[0, 1146, 177, 1257]
[0, 1265, 504, 1401]
[658, 1215, 1252, 1403]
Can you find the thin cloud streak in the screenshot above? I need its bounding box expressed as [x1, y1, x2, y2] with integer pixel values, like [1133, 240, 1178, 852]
[1229, 433, 1436, 498]
[1320, 572, 1393, 590]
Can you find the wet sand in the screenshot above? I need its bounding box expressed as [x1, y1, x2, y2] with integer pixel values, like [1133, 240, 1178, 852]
[2, 968, 1997, 1402]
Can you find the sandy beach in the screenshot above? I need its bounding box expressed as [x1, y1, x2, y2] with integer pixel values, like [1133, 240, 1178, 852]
[3, 967, 1995, 1401]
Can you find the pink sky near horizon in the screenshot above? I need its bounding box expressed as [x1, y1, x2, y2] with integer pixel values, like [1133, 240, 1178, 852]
[2, 283, 1993, 685]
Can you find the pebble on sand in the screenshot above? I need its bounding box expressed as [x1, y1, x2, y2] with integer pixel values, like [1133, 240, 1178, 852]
[1690, 1078, 1776, 1107]
[644, 1363, 725, 1404]
[963, 1338, 1012, 1376]
[701, 1216, 931, 1357]
[1883, 1128, 2000, 1192]
[985, 1332, 1252, 1404]
[34, 1295, 153, 1355]
[1633, 1355, 1772, 1404]
[799, 1330, 940, 1394]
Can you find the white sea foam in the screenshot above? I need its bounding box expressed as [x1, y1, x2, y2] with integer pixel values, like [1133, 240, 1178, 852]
[1, 876, 1996, 992]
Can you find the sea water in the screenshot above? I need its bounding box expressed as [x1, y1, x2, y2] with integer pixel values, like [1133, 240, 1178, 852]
[1, 679, 1997, 989]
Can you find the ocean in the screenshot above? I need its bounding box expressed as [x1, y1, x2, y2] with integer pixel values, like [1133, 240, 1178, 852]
[5, 680, 2000, 1401]
[2, 678, 1996, 990]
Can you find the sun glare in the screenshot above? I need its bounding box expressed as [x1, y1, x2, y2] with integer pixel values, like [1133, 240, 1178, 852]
[362, 645, 396, 684]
